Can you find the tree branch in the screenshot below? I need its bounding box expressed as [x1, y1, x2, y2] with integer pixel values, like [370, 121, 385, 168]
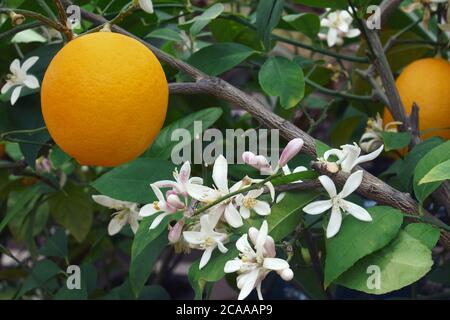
[67, 0, 450, 248]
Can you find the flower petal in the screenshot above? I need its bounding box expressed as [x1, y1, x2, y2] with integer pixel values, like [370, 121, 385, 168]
[318, 175, 337, 197]
[9, 59, 20, 74]
[303, 200, 332, 215]
[236, 234, 256, 258]
[149, 212, 170, 229]
[129, 216, 139, 234]
[139, 203, 160, 217]
[178, 161, 191, 184]
[23, 75, 39, 89]
[1, 81, 14, 94]
[327, 27, 338, 47]
[224, 259, 243, 273]
[108, 215, 126, 236]
[183, 231, 204, 245]
[189, 177, 203, 185]
[139, 0, 154, 14]
[238, 269, 259, 300]
[341, 200, 372, 222]
[354, 144, 384, 166]
[199, 246, 214, 269]
[10, 86, 22, 106]
[240, 206, 250, 219]
[255, 220, 268, 251]
[340, 170, 363, 198]
[253, 200, 271, 216]
[21, 56, 39, 73]
[92, 195, 124, 209]
[263, 257, 289, 271]
[187, 183, 217, 202]
[150, 183, 165, 202]
[326, 206, 342, 238]
[224, 202, 243, 228]
[212, 155, 228, 193]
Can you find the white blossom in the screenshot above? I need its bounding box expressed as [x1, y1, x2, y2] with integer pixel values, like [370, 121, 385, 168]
[92, 195, 142, 236]
[224, 221, 293, 300]
[1, 56, 40, 106]
[323, 143, 384, 173]
[235, 189, 271, 219]
[319, 9, 361, 47]
[138, 0, 154, 14]
[183, 214, 228, 269]
[303, 170, 372, 238]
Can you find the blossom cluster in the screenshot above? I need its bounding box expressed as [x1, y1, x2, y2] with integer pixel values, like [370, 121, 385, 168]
[93, 139, 384, 299]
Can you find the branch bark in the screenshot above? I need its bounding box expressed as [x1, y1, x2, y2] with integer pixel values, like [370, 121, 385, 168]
[66, 0, 450, 248]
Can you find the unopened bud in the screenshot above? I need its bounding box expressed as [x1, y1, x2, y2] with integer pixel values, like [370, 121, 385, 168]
[279, 268, 294, 281]
[10, 12, 25, 26]
[278, 138, 304, 167]
[168, 220, 184, 244]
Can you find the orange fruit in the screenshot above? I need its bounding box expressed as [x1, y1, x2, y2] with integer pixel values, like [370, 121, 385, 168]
[384, 58, 450, 140]
[41, 32, 168, 167]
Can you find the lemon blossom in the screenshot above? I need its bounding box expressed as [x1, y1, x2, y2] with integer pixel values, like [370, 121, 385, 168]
[154, 161, 203, 197]
[224, 221, 293, 300]
[359, 114, 401, 153]
[92, 195, 142, 236]
[139, 184, 185, 229]
[188, 155, 244, 228]
[1, 56, 40, 106]
[303, 170, 372, 238]
[319, 9, 361, 47]
[323, 143, 384, 173]
[235, 189, 271, 219]
[183, 214, 228, 269]
[138, 0, 154, 14]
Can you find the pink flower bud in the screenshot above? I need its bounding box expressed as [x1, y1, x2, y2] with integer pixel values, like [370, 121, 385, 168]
[278, 138, 304, 167]
[166, 193, 185, 210]
[168, 220, 184, 244]
[242, 152, 273, 173]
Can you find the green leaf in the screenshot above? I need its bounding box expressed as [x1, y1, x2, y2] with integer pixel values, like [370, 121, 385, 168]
[396, 137, 443, 191]
[282, 13, 320, 39]
[129, 213, 180, 297]
[18, 259, 61, 297]
[324, 206, 403, 287]
[0, 185, 40, 233]
[380, 131, 411, 151]
[256, 0, 285, 49]
[49, 183, 93, 242]
[39, 227, 68, 258]
[104, 280, 170, 300]
[50, 145, 71, 168]
[292, 248, 328, 299]
[419, 158, 450, 184]
[92, 158, 175, 203]
[405, 223, 440, 250]
[144, 107, 223, 159]
[337, 231, 433, 294]
[267, 191, 320, 242]
[259, 56, 305, 109]
[315, 139, 330, 157]
[186, 3, 225, 35]
[414, 140, 450, 204]
[188, 43, 255, 76]
[292, 0, 348, 9]
[146, 28, 183, 42]
[188, 246, 239, 299]
[271, 170, 318, 186]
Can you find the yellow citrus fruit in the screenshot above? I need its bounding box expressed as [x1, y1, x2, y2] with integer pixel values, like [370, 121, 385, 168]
[41, 32, 168, 166]
[384, 58, 450, 140]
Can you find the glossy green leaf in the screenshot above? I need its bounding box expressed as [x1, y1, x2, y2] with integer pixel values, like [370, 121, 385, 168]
[381, 131, 411, 151]
[267, 191, 320, 241]
[39, 227, 68, 258]
[283, 13, 320, 39]
[18, 259, 61, 297]
[259, 56, 305, 109]
[325, 206, 403, 287]
[414, 140, 450, 204]
[337, 231, 433, 294]
[49, 183, 93, 242]
[186, 3, 225, 35]
[271, 170, 318, 186]
[146, 28, 183, 42]
[188, 43, 255, 76]
[256, 0, 284, 48]
[92, 158, 175, 204]
[144, 107, 223, 159]
[405, 223, 440, 250]
[419, 158, 450, 185]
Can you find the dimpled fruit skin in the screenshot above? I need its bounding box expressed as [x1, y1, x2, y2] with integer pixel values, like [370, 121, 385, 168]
[41, 32, 168, 166]
[384, 58, 450, 140]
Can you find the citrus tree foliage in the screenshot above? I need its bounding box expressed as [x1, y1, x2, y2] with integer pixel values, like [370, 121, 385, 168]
[0, 0, 450, 300]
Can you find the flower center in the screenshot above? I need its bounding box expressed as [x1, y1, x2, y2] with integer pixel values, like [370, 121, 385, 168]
[243, 197, 256, 209]
[200, 237, 215, 248]
[153, 201, 160, 210]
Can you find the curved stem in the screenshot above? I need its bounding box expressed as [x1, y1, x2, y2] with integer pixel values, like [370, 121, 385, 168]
[305, 78, 375, 101]
[194, 172, 282, 215]
[0, 8, 66, 34]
